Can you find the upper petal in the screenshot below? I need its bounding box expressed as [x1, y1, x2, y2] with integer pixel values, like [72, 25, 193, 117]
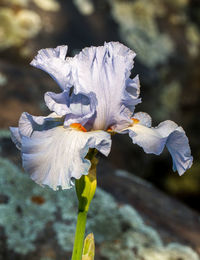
[44, 90, 97, 128]
[30, 42, 141, 131]
[123, 75, 141, 112]
[44, 90, 71, 116]
[71, 42, 141, 130]
[30, 45, 72, 90]
[21, 126, 111, 190]
[121, 113, 193, 175]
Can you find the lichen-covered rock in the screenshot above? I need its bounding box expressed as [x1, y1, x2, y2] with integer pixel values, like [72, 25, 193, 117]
[0, 157, 57, 254]
[156, 81, 181, 119]
[109, 0, 174, 67]
[0, 0, 60, 52]
[0, 157, 199, 259]
[0, 8, 41, 50]
[73, 0, 199, 68]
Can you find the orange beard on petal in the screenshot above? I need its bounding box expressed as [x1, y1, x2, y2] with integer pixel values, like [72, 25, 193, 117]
[70, 123, 87, 132]
[131, 118, 140, 125]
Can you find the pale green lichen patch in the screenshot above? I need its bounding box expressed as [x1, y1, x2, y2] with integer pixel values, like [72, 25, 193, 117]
[154, 81, 181, 119]
[0, 129, 10, 139]
[0, 157, 57, 254]
[73, 0, 199, 67]
[108, 0, 174, 67]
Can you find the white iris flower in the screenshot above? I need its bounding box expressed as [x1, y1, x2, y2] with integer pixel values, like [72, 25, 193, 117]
[10, 42, 193, 190]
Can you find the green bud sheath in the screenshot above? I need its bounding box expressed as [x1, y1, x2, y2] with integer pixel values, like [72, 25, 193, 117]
[82, 233, 95, 260]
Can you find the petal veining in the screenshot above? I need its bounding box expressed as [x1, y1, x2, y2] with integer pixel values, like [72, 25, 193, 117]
[71, 42, 140, 130]
[21, 127, 112, 190]
[30, 45, 72, 90]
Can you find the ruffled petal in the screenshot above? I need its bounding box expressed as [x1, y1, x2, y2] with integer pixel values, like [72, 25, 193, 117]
[21, 127, 111, 190]
[44, 90, 97, 128]
[155, 121, 193, 175]
[121, 116, 193, 175]
[19, 112, 63, 137]
[123, 123, 167, 155]
[72, 41, 141, 130]
[123, 75, 141, 112]
[30, 45, 72, 90]
[44, 90, 71, 116]
[63, 91, 97, 127]
[10, 112, 63, 150]
[30, 42, 141, 131]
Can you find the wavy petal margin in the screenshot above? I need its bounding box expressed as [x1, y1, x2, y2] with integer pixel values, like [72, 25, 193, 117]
[30, 45, 72, 90]
[120, 112, 193, 175]
[10, 113, 111, 190]
[21, 127, 111, 190]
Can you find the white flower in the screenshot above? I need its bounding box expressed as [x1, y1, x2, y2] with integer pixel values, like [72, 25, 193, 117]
[10, 42, 193, 190]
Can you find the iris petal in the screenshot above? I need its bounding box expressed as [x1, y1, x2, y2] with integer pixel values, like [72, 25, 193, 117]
[10, 112, 111, 190]
[72, 42, 141, 130]
[121, 113, 193, 175]
[155, 121, 193, 175]
[10, 112, 63, 150]
[123, 75, 141, 112]
[44, 90, 97, 128]
[30, 45, 72, 90]
[19, 112, 63, 137]
[44, 90, 71, 116]
[21, 127, 111, 190]
[133, 112, 152, 127]
[124, 123, 167, 155]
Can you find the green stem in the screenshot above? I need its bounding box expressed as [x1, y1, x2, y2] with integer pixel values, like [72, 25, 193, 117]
[71, 210, 87, 260]
[71, 149, 98, 260]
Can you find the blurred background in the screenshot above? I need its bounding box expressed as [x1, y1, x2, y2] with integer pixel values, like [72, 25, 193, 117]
[0, 0, 200, 259]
